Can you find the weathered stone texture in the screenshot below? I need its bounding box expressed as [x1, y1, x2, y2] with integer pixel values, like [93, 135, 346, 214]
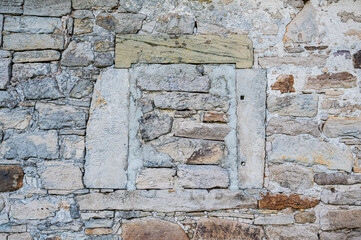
[173, 121, 230, 141]
[122, 219, 189, 240]
[320, 231, 361, 240]
[72, 0, 119, 9]
[0, 108, 31, 130]
[4, 16, 62, 33]
[202, 112, 228, 123]
[294, 211, 316, 223]
[353, 50, 361, 68]
[321, 189, 361, 205]
[0, 57, 11, 90]
[321, 209, 361, 230]
[194, 218, 264, 240]
[61, 41, 94, 67]
[1, 131, 59, 159]
[7, 233, 32, 240]
[271, 75, 295, 93]
[323, 117, 361, 138]
[0, 166, 24, 192]
[136, 168, 175, 189]
[24, 0, 71, 17]
[61, 135, 84, 160]
[20, 77, 64, 100]
[0, 0, 23, 14]
[266, 225, 318, 240]
[254, 215, 294, 225]
[0, 15, 3, 47]
[139, 113, 173, 141]
[85, 228, 113, 235]
[177, 165, 229, 189]
[96, 13, 145, 34]
[3, 33, 64, 50]
[12, 63, 50, 79]
[267, 94, 318, 117]
[84, 69, 129, 189]
[259, 55, 327, 68]
[259, 193, 319, 210]
[315, 172, 361, 185]
[10, 199, 56, 220]
[73, 18, 93, 35]
[155, 14, 195, 35]
[36, 103, 87, 130]
[13, 50, 61, 63]
[305, 72, 357, 90]
[267, 117, 320, 137]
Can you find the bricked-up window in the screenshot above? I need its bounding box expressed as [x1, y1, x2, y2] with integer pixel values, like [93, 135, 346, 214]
[83, 35, 266, 211]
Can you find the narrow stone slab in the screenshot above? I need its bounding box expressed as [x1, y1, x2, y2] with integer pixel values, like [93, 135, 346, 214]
[76, 189, 257, 212]
[136, 168, 175, 189]
[3, 33, 64, 51]
[13, 50, 61, 63]
[267, 94, 318, 117]
[315, 172, 361, 185]
[24, 0, 71, 17]
[305, 72, 357, 90]
[266, 226, 318, 240]
[237, 69, 266, 188]
[321, 189, 361, 205]
[0, 166, 24, 192]
[173, 121, 231, 141]
[10, 199, 57, 220]
[323, 116, 361, 138]
[0, 0, 23, 14]
[4, 16, 62, 34]
[321, 209, 361, 230]
[115, 35, 253, 68]
[84, 69, 129, 189]
[255, 215, 295, 225]
[259, 193, 319, 210]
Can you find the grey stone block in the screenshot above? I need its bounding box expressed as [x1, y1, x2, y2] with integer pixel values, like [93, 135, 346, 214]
[24, 0, 71, 17]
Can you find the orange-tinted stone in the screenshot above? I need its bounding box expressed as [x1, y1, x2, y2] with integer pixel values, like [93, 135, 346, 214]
[271, 75, 295, 94]
[85, 228, 112, 235]
[202, 112, 228, 123]
[0, 165, 24, 192]
[259, 193, 319, 210]
[305, 72, 356, 89]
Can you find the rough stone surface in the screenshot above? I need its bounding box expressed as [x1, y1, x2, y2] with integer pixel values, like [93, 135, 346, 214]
[0, 108, 31, 130]
[24, 0, 71, 17]
[266, 225, 318, 240]
[173, 121, 230, 141]
[323, 117, 361, 138]
[305, 72, 357, 90]
[39, 161, 84, 190]
[202, 112, 228, 123]
[321, 189, 361, 205]
[20, 77, 64, 100]
[0, 0, 23, 14]
[0, 57, 11, 90]
[4, 16, 62, 33]
[136, 168, 175, 189]
[1, 130, 59, 159]
[10, 199, 56, 220]
[270, 135, 354, 172]
[353, 50, 361, 68]
[73, 19, 93, 35]
[72, 0, 119, 9]
[84, 69, 129, 189]
[320, 231, 361, 240]
[12, 63, 50, 79]
[77, 190, 257, 212]
[122, 219, 188, 240]
[268, 164, 313, 192]
[7, 233, 32, 240]
[139, 113, 173, 141]
[61, 135, 84, 160]
[267, 117, 320, 137]
[315, 173, 361, 185]
[96, 13, 145, 34]
[294, 211, 316, 223]
[0, 166, 24, 192]
[13, 50, 61, 63]
[254, 215, 294, 225]
[267, 94, 318, 117]
[3, 33, 64, 50]
[177, 165, 229, 189]
[259, 193, 319, 210]
[193, 218, 264, 240]
[155, 14, 195, 35]
[321, 209, 361, 230]
[85, 228, 112, 235]
[94, 52, 114, 67]
[134, 64, 210, 92]
[271, 75, 295, 93]
[36, 102, 87, 130]
[259, 55, 327, 68]
[61, 41, 94, 67]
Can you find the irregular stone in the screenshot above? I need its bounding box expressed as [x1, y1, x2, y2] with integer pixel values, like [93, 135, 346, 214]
[10, 199, 56, 220]
[24, 0, 71, 17]
[0, 0, 23, 14]
[353, 50, 361, 68]
[139, 113, 173, 141]
[173, 121, 230, 141]
[70, 79, 93, 99]
[72, 0, 118, 9]
[338, 11, 361, 23]
[153, 137, 225, 164]
[333, 50, 351, 59]
[61, 41, 94, 67]
[73, 10, 94, 19]
[177, 165, 229, 189]
[39, 161, 84, 190]
[7, 233, 32, 240]
[84, 69, 129, 189]
[73, 18, 93, 35]
[202, 112, 228, 123]
[266, 225, 318, 240]
[94, 40, 114, 52]
[259, 55, 327, 68]
[13, 50, 61, 63]
[321, 209, 361, 230]
[1, 130, 59, 159]
[85, 228, 112, 235]
[4, 16, 62, 33]
[134, 64, 210, 92]
[0, 91, 15, 108]
[136, 168, 175, 189]
[96, 13, 145, 34]
[283, 2, 318, 43]
[0, 108, 31, 130]
[174, 110, 196, 118]
[259, 193, 319, 210]
[314, 172, 361, 185]
[94, 52, 114, 68]
[304, 46, 328, 51]
[12, 63, 50, 79]
[155, 14, 195, 34]
[80, 211, 114, 220]
[151, 92, 229, 111]
[270, 135, 354, 172]
[294, 211, 316, 223]
[305, 72, 357, 90]
[254, 215, 294, 225]
[320, 231, 361, 240]
[116, 34, 253, 68]
[323, 117, 361, 138]
[237, 69, 266, 188]
[77, 189, 257, 211]
[20, 77, 64, 100]
[0, 166, 24, 192]
[122, 219, 188, 240]
[321, 189, 361, 205]
[271, 75, 295, 93]
[3, 33, 64, 50]
[0, 58, 11, 89]
[267, 117, 320, 137]
[36, 102, 87, 130]
[193, 218, 263, 240]
[267, 94, 318, 117]
[61, 135, 84, 160]
[268, 164, 313, 192]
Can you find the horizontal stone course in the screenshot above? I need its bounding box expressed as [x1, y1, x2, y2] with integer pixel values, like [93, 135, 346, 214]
[13, 50, 61, 63]
[20, 77, 64, 100]
[321, 189, 361, 205]
[0, 108, 31, 130]
[0, 0, 23, 14]
[136, 168, 175, 189]
[321, 209, 361, 230]
[267, 94, 318, 117]
[24, 0, 71, 17]
[315, 173, 361, 185]
[4, 16, 62, 33]
[3, 33, 64, 50]
[323, 117, 361, 138]
[173, 121, 231, 141]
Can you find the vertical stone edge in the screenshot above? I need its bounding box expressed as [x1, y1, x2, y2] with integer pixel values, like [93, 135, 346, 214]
[84, 69, 129, 189]
[237, 69, 266, 188]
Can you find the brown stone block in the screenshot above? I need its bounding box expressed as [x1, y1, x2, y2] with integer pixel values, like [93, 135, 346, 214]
[305, 72, 357, 90]
[85, 228, 113, 235]
[0, 165, 24, 192]
[202, 112, 228, 123]
[271, 75, 295, 94]
[259, 193, 319, 210]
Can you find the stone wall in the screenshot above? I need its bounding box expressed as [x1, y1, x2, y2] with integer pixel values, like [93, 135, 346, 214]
[0, 0, 361, 239]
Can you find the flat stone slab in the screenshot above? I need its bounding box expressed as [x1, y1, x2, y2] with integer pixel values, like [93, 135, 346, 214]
[115, 35, 253, 68]
[0, 166, 24, 192]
